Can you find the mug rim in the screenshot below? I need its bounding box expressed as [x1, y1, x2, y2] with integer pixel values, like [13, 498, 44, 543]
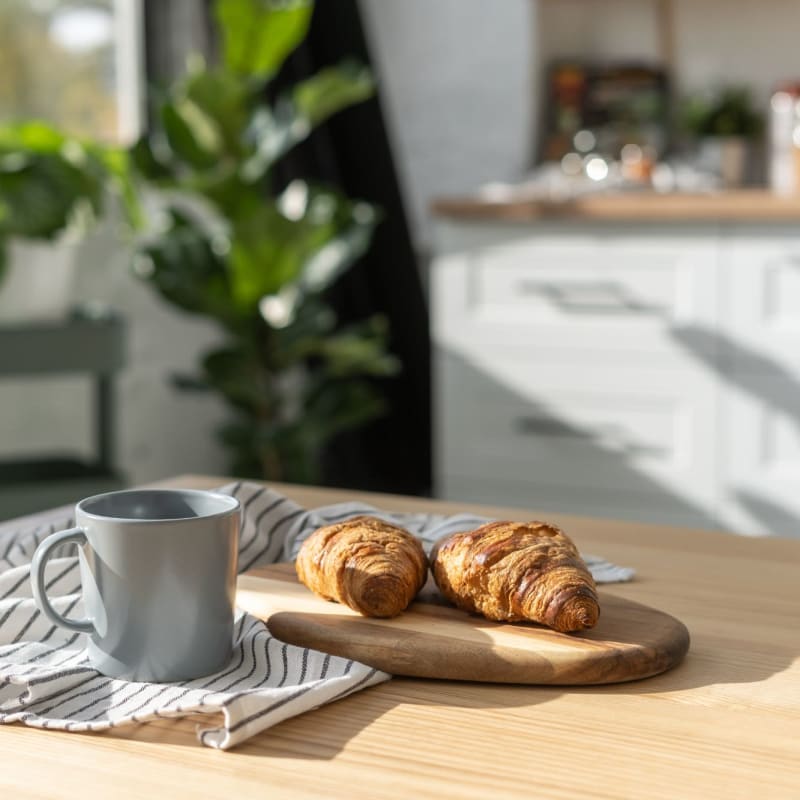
[76, 488, 241, 523]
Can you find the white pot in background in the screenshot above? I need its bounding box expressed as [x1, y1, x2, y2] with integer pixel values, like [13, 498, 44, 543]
[0, 239, 79, 323]
[697, 136, 750, 188]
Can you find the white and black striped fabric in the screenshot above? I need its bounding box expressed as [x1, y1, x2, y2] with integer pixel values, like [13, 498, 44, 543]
[0, 482, 634, 749]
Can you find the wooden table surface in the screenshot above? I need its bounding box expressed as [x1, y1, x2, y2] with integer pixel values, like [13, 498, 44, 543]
[2, 475, 798, 799]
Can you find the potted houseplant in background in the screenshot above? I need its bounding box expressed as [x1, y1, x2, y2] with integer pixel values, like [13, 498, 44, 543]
[681, 86, 764, 187]
[0, 123, 134, 321]
[129, 0, 399, 483]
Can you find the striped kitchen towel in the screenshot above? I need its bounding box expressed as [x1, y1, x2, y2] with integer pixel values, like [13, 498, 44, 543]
[0, 482, 634, 749]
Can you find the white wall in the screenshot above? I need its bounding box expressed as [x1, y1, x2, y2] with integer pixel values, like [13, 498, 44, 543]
[359, 0, 535, 250]
[538, 0, 800, 104]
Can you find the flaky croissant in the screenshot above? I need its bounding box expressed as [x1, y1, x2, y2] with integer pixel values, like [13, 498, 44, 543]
[431, 520, 599, 633]
[295, 515, 428, 618]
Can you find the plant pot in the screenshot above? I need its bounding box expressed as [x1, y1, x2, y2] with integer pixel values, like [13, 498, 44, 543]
[697, 136, 750, 188]
[0, 239, 79, 323]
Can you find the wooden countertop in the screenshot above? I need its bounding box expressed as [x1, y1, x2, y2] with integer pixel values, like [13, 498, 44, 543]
[2, 475, 799, 799]
[432, 188, 800, 222]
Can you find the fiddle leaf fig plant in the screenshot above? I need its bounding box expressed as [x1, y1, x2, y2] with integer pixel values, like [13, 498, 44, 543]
[130, 0, 399, 482]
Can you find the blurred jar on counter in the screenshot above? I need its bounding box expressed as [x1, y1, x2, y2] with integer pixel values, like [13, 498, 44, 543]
[769, 84, 800, 195]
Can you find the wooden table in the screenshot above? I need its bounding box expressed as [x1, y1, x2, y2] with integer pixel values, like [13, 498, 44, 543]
[1, 475, 798, 799]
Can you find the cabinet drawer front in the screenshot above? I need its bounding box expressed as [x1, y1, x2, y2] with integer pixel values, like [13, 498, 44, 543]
[723, 233, 800, 373]
[718, 379, 800, 537]
[433, 233, 718, 359]
[435, 353, 717, 510]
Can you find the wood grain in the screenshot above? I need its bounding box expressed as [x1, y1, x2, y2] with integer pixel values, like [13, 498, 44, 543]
[238, 564, 690, 685]
[1, 474, 798, 800]
[431, 188, 800, 222]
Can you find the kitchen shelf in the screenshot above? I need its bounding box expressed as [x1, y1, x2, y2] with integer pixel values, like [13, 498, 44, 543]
[431, 189, 800, 223]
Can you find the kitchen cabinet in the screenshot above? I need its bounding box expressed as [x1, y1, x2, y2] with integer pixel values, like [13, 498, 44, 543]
[432, 213, 800, 536]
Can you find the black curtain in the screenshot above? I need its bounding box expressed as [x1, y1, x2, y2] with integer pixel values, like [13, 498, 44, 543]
[274, 2, 431, 497]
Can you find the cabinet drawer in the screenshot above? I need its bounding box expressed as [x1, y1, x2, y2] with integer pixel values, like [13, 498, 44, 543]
[435, 353, 718, 511]
[718, 378, 800, 537]
[433, 231, 718, 361]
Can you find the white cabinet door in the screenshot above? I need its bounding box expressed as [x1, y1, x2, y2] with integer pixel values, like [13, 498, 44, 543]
[717, 228, 800, 536]
[719, 378, 800, 538]
[435, 350, 719, 520]
[722, 229, 800, 373]
[433, 225, 719, 365]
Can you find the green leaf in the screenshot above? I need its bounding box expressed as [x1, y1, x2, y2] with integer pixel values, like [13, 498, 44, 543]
[293, 61, 374, 128]
[161, 101, 220, 169]
[0, 152, 103, 239]
[268, 296, 337, 364]
[239, 105, 299, 181]
[241, 61, 374, 181]
[228, 204, 308, 307]
[0, 238, 7, 287]
[0, 122, 136, 241]
[201, 344, 273, 413]
[294, 202, 377, 294]
[188, 171, 264, 219]
[215, 0, 313, 81]
[250, 183, 378, 329]
[275, 312, 398, 377]
[136, 209, 240, 327]
[130, 134, 174, 182]
[184, 68, 251, 155]
[0, 121, 67, 152]
[228, 182, 374, 311]
[97, 147, 144, 229]
[318, 322, 401, 378]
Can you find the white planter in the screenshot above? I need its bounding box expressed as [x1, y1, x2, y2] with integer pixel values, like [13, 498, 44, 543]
[697, 136, 749, 188]
[0, 239, 79, 323]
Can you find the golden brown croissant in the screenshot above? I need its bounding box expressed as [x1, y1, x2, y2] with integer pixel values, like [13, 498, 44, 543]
[431, 520, 599, 633]
[295, 515, 428, 618]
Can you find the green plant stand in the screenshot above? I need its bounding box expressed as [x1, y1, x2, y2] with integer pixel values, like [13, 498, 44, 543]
[0, 309, 127, 521]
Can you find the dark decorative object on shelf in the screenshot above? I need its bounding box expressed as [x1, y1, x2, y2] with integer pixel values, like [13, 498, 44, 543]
[540, 62, 670, 162]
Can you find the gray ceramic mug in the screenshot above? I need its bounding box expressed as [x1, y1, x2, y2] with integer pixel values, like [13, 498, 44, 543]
[30, 488, 240, 683]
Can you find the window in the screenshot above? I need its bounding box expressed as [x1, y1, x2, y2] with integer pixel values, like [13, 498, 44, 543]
[0, 0, 144, 142]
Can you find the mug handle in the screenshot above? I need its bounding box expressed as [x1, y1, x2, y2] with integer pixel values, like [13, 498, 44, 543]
[30, 528, 95, 634]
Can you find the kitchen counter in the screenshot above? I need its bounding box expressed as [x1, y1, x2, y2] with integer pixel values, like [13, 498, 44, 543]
[432, 188, 800, 222]
[0, 474, 798, 799]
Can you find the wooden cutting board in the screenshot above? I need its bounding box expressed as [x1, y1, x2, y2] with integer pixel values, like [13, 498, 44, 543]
[237, 564, 690, 685]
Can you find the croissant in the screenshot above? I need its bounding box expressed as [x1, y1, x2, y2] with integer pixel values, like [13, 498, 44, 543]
[431, 520, 599, 633]
[295, 515, 428, 618]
